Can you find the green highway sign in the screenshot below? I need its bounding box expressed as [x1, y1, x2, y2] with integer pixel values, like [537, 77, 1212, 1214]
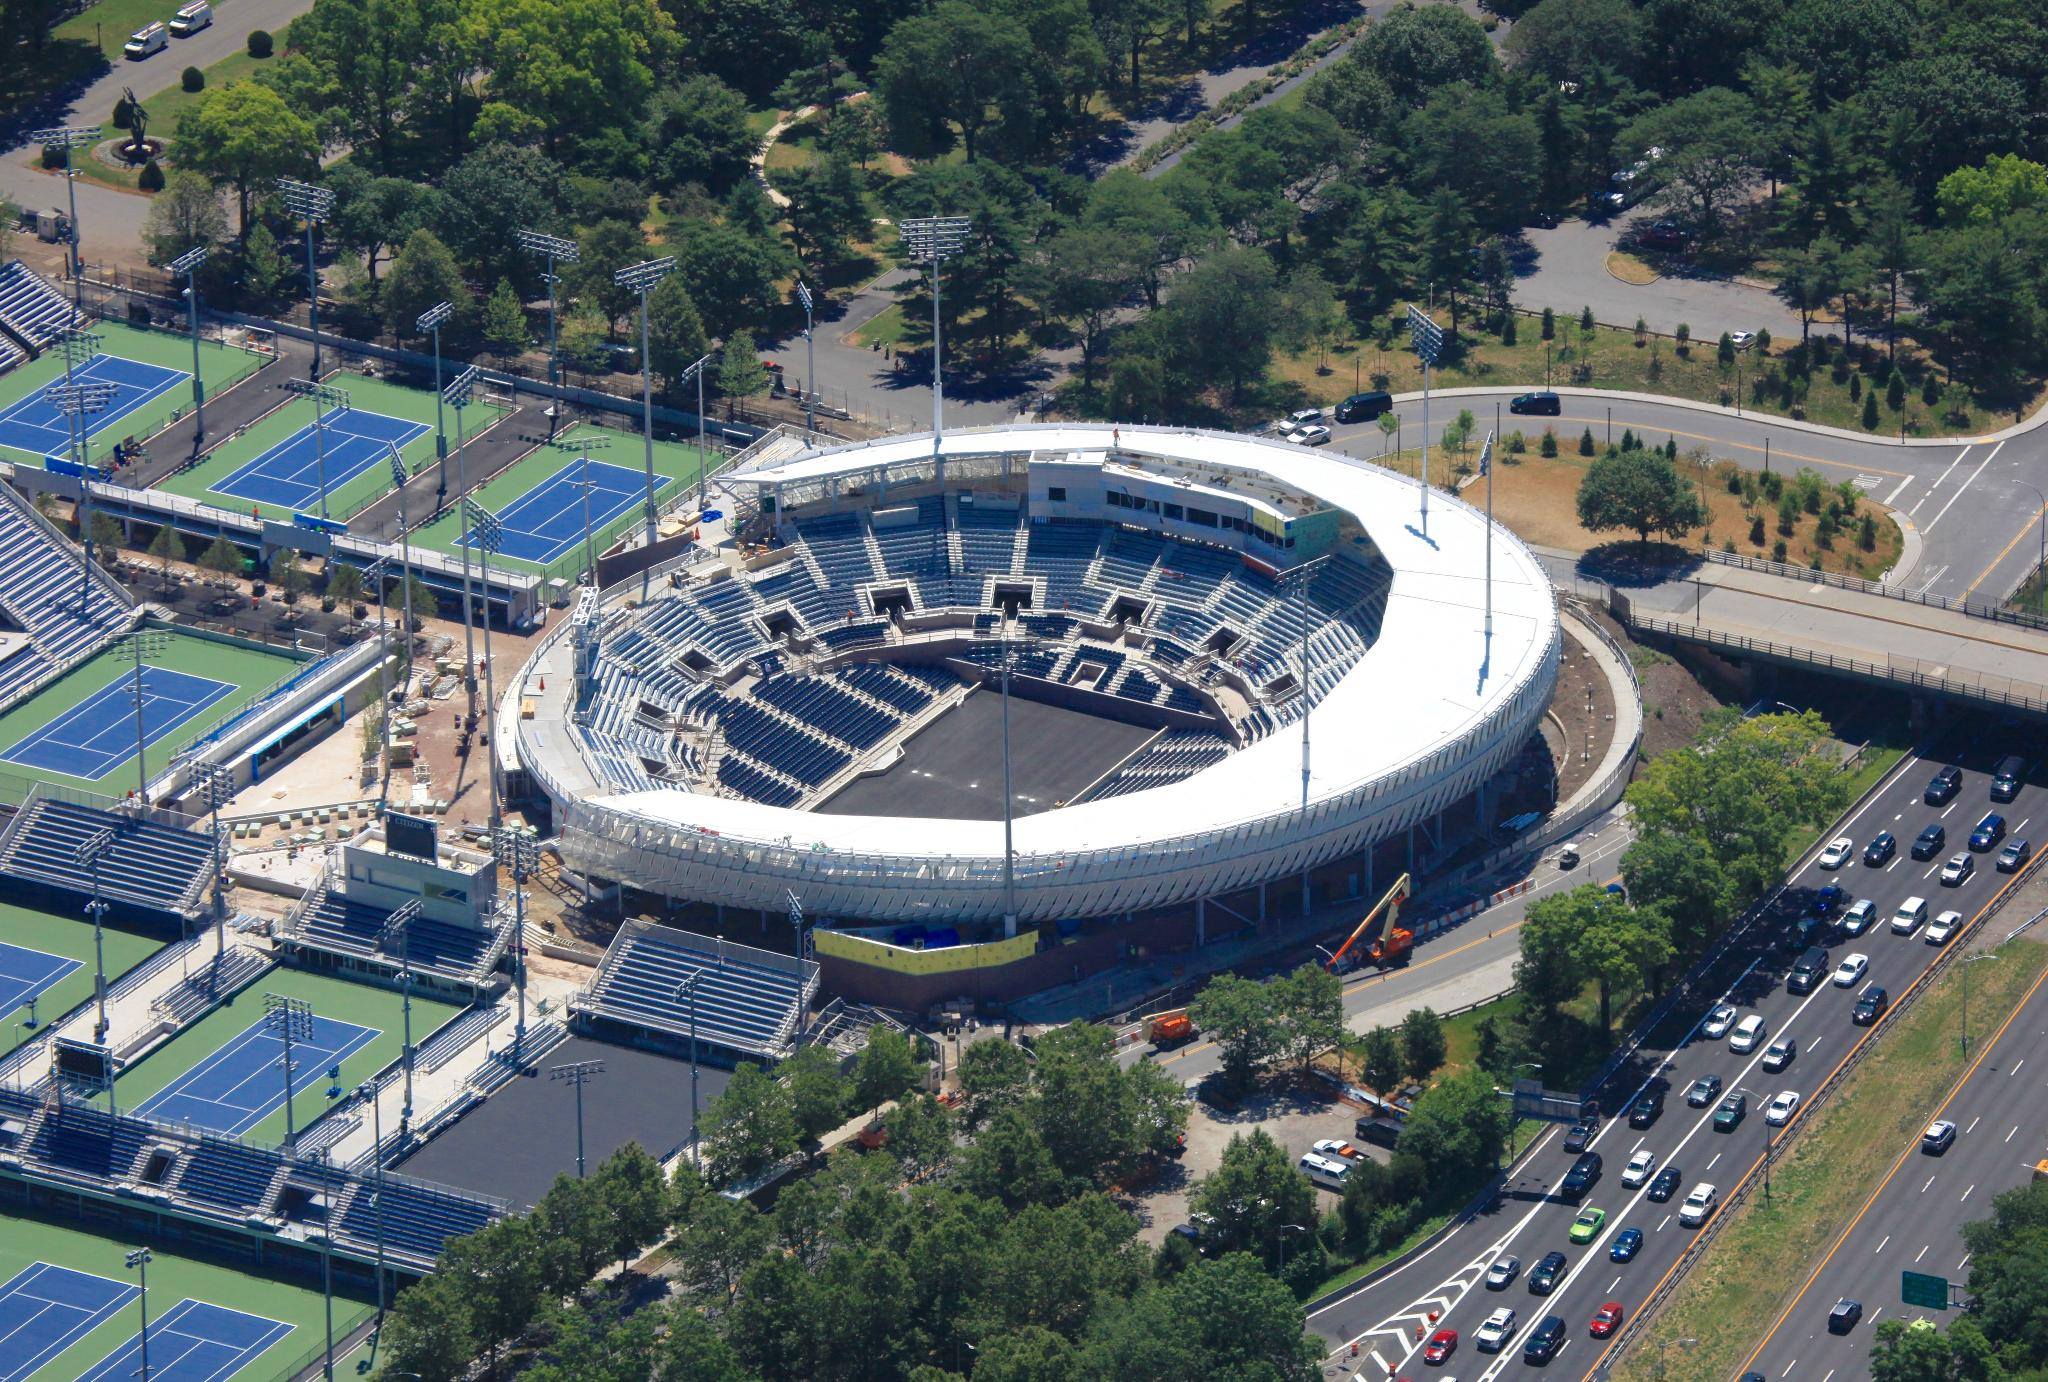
[1901, 1270, 1951, 1310]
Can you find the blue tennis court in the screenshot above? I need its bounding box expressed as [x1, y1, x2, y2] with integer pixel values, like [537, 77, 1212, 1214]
[74, 1299, 292, 1382]
[0, 667, 236, 782]
[0, 1263, 135, 1382]
[133, 1012, 379, 1136]
[468, 457, 651, 564]
[0, 941, 80, 1018]
[0, 355, 188, 462]
[210, 406, 428, 511]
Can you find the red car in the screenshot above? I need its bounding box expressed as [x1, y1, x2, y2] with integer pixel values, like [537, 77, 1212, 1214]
[1590, 1301, 1626, 1337]
[1423, 1328, 1457, 1364]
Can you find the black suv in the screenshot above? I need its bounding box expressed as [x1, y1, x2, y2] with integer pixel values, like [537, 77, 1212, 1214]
[1524, 1315, 1567, 1363]
[1647, 1166, 1682, 1202]
[1560, 1152, 1602, 1199]
[1628, 1086, 1665, 1128]
[1912, 823, 1946, 860]
[1509, 391, 1562, 416]
[1854, 987, 1890, 1025]
[1864, 832, 1897, 866]
[1333, 390, 1393, 423]
[1528, 1252, 1567, 1295]
[1925, 765, 1962, 805]
[1788, 945, 1830, 995]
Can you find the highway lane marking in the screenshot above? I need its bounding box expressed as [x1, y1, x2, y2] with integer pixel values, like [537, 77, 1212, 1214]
[1923, 439, 2007, 534]
[1914, 1244, 1928, 1262]
[1607, 1275, 1621, 1293]
[1874, 1234, 1889, 1253]
[1657, 1214, 1671, 1231]
[1707, 1152, 1722, 1171]
[1886, 476, 1913, 504]
[1965, 1116, 1980, 1133]
[1913, 447, 1972, 516]
[1960, 1183, 1976, 1203]
[1961, 497, 2048, 598]
[2014, 1058, 2027, 1076]
[1921, 1174, 1936, 1192]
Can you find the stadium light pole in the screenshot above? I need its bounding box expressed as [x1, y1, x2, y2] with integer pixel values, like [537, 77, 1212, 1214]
[124, 1248, 152, 1381]
[492, 827, 537, 1059]
[53, 325, 105, 468]
[381, 901, 421, 1131]
[283, 378, 349, 521]
[279, 178, 336, 376]
[29, 126, 100, 304]
[263, 992, 316, 1153]
[78, 827, 116, 1042]
[444, 366, 482, 730]
[45, 375, 116, 621]
[516, 230, 578, 388]
[465, 497, 505, 828]
[122, 628, 171, 802]
[998, 637, 1018, 939]
[191, 760, 234, 964]
[674, 976, 701, 1165]
[614, 257, 674, 557]
[1287, 557, 1327, 919]
[1406, 305, 1444, 535]
[795, 280, 816, 437]
[354, 1081, 389, 1335]
[899, 216, 970, 481]
[385, 445, 415, 697]
[417, 301, 454, 483]
[677, 352, 713, 512]
[1477, 430, 1496, 686]
[550, 1059, 605, 1178]
[785, 889, 807, 1037]
[170, 245, 209, 447]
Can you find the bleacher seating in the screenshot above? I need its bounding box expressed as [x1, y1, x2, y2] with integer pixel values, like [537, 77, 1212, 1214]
[30, 1106, 147, 1181]
[0, 483, 130, 688]
[1088, 729, 1234, 799]
[173, 1139, 280, 1212]
[0, 261, 84, 348]
[713, 698, 850, 786]
[0, 795, 213, 917]
[577, 922, 817, 1061]
[285, 891, 508, 984]
[716, 755, 802, 806]
[755, 673, 899, 750]
[797, 513, 877, 587]
[837, 663, 935, 713]
[150, 947, 271, 1026]
[339, 1176, 499, 1259]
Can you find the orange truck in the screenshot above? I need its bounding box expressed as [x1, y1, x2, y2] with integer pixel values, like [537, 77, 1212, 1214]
[1147, 1012, 1196, 1047]
[1324, 874, 1415, 971]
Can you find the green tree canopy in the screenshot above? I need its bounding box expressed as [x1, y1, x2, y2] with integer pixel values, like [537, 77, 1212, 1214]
[1575, 446, 1708, 548]
[173, 83, 319, 234]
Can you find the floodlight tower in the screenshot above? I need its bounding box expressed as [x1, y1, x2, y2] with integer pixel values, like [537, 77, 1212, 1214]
[77, 827, 117, 1042]
[44, 377, 116, 619]
[613, 256, 675, 554]
[535, 433, 612, 579]
[1477, 430, 1496, 685]
[51, 325, 104, 473]
[417, 300, 455, 484]
[550, 1059, 605, 1178]
[384, 444, 416, 696]
[898, 216, 971, 481]
[278, 179, 336, 375]
[283, 378, 350, 520]
[123, 627, 171, 801]
[444, 366, 482, 728]
[463, 496, 505, 827]
[674, 975, 702, 1164]
[380, 901, 422, 1129]
[28, 126, 100, 303]
[190, 760, 235, 963]
[1406, 304, 1445, 535]
[124, 1249, 153, 1382]
[516, 229, 578, 388]
[795, 280, 816, 437]
[169, 245, 209, 445]
[263, 992, 316, 1152]
[491, 826, 538, 1058]
[677, 352, 713, 511]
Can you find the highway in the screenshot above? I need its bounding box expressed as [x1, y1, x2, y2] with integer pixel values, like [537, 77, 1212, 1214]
[1307, 738, 2048, 1381]
[1734, 936, 2048, 1381]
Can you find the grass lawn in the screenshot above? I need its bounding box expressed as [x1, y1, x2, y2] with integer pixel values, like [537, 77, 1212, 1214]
[0, 628, 305, 800]
[0, 1206, 365, 1382]
[0, 902, 162, 1056]
[847, 302, 908, 349]
[1618, 937, 2048, 1381]
[98, 966, 463, 1149]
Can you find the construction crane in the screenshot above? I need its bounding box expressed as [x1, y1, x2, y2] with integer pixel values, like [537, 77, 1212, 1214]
[1324, 874, 1414, 972]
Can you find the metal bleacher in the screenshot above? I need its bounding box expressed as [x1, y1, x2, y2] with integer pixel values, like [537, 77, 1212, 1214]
[0, 483, 132, 705]
[279, 884, 513, 989]
[0, 260, 84, 349]
[575, 921, 819, 1063]
[0, 791, 212, 919]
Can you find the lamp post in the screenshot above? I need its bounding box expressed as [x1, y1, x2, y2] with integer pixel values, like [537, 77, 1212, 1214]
[263, 993, 316, 1153]
[381, 901, 421, 1130]
[417, 301, 454, 484]
[516, 230, 578, 389]
[45, 376, 117, 620]
[462, 497, 504, 826]
[278, 179, 335, 375]
[123, 628, 170, 801]
[533, 433, 611, 580]
[491, 825, 537, 1059]
[77, 827, 116, 1042]
[795, 280, 816, 437]
[385, 444, 415, 695]
[899, 216, 970, 481]
[443, 366, 481, 730]
[124, 1248, 152, 1381]
[1274, 1222, 1307, 1276]
[29, 126, 100, 303]
[614, 256, 674, 555]
[550, 1059, 605, 1178]
[1406, 304, 1445, 534]
[190, 760, 233, 964]
[1650, 1336, 1699, 1381]
[1478, 430, 1496, 683]
[675, 977, 701, 1164]
[169, 245, 209, 446]
[677, 352, 713, 512]
[354, 1080, 389, 1335]
[282, 378, 349, 520]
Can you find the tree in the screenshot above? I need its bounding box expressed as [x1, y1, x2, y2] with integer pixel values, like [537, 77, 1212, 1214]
[874, 0, 1035, 162]
[382, 230, 470, 341]
[783, 152, 870, 271]
[1188, 972, 1277, 1089]
[672, 1186, 772, 1301]
[1502, 0, 1645, 87]
[1620, 88, 1760, 232]
[267, 549, 308, 599]
[1936, 153, 2048, 227]
[1574, 894, 1672, 1030]
[1776, 235, 1846, 348]
[1575, 447, 1707, 548]
[1272, 962, 1343, 1073]
[702, 1061, 796, 1186]
[1959, 1179, 2048, 1366]
[326, 562, 362, 607]
[591, 1142, 671, 1268]
[281, 0, 422, 169]
[378, 1272, 475, 1381]
[465, 0, 674, 153]
[781, 1043, 852, 1140]
[673, 218, 788, 338]
[1620, 829, 1733, 957]
[1400, 1008, 1447, 1083]
[1516, 888, 1591, 1016]
[1277, 268, 1347, 376]
[1353, 3, 1496, 107]
[852, 1025, 919, 1114]
[199, 536, 243, 584]
[574, 219, 651, 333]
[434, 144, 567, 297]
[883, 1093, 955, 1181]
[1357, 1026, 1404, 1098]
[173, 83, 318, 234]
[480, 278, 527, 361]
[649, 73, 758, 194]
[1868, 1320, 1955, 1382]
[140, 172, 228, 269]
[1034, 224, 1140, 386]
[1190, 1129, 1315, 1259]
[236, 223, 293, 309]
[1398, 1070, 1509, 1192]
[437, 1215, 545, 1372]
[645, 275, 709, 402]
[957, 1037, 1032, 1113]
[1153, 245, 1282, 401]
[146, 523, 184, 584]
[328, 167, 442, 285]
[715, 332, 770, 418]
[1084, 170, 1198, 310]
[1029, 1023, 1142, 1183]
[1861, 176, 1918, 364]
[1916, 218, 2045, 394]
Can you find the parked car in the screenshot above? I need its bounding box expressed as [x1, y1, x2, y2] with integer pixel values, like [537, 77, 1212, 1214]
[1818, 836, 1854, 869]
[1333, 391, 1393, 423]
[1729, 330, 1757, 350]
[1510, 391, 1563, 416]
[1912, 823, 1946, 860]
[1284, 423, 1332, 447]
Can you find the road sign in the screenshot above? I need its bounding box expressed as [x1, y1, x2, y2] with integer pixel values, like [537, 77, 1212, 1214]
[1901, 1270, 1951, 1310]
[1511, 1079, 1591, 1124]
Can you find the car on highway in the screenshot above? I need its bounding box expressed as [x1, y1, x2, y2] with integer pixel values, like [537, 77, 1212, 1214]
[1788, 945, 1830, 994]
[1713, 1092, 1747, 1131]
[1808, 884, 1846, 918]
[1561, 1152, 1602, 1199]
[1486, 1255, 1521, 1289]
[1679, 1183, 1719, 1227]
[1999, 839, 2032, 873]
[1992, 754, 2027, 801]
[1912, 823, 1947, 860]
[1333, 391, 1393, 423]
[1629, 1086, 1665, 1128]
[1622, 1148, 1658, 1188]
[1818, 836, 1854, 869]
[1865, 831, 1897, 865]
[1941, 853, 1975, 887]
[1925, 764, 1962, 804]
[1529, 1251, 1568, 1294]
[1284, 423, 1332, 447]
[1842, 899, 1878, 936]
[1765, 1090, 1802, 1126]
[1893, 897, 1930, 934]
[1423, 1327, 1457, 1364]
[1569, 1206, 1607, 1244]
[1563, 1115, 1600, 1154]
[1854, 986, 1890, 1025]
[1828, 1298, 1863, 1333]
[1609, 1227, 1644, 1262]
[1524, 1315, 1567, 1363]
[1476, 1307, 1518, 1352]
[1647, 1167, 1682, 1202]
[1833, 953, 1870, 987]
[1730, 1013, 1767, 1052]
[1685, 1075, 1723, 1107]
[1928, 910, 1962, 945]
[1509, 390, 1563, 416]
[1970, 813, 2007, 851]
[1702, 1005, 1737, 1039]
[1762, 1036, 1798, 1072]
[1922, 1119, 1956, 1154]
[1590, 1301, 1626, 1338]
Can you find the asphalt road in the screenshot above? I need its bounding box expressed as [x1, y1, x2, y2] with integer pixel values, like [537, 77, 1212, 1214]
[1510, 214, 1798, 345]
[1735, 938, 2048, 1382]
[1307, 738, 2048, 1382]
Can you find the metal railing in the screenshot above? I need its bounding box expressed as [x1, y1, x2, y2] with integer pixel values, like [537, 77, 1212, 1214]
[1697, 546, 2048, 633]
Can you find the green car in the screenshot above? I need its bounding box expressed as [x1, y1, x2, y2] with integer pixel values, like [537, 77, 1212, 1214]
[1568, 1206, 1606, 1244]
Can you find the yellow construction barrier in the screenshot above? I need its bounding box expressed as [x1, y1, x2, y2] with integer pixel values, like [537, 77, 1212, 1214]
[815, 928, 1036, 976]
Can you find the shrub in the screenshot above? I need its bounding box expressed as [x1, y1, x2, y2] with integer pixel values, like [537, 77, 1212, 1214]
[247, 29, 272, 57]
[1501, 312, 1517, 346]
[138, 159, 164, 192]
[1580, 305, 1595, 332]
[1887, 370, 1906, 411]
[1849, 372, 1861, 400]
[181, 66, 203, 92]
[1540, 307, 1555, 341]
[1755, 328, 1771, 354]
[1675, 323, 1690, 355]
[1859, 513, 1878, 551]
[1748, 514, 1765, 545]
[1772, 539, 1788, 562]
[1922, 374, 1941, 406]
[112, 96, 134, 130]
[1717, 332, 1735, 365]
[1578, 427, 1595, 456]
[1540, 429, 1558, 457]
[1861, 391, 1880, 429]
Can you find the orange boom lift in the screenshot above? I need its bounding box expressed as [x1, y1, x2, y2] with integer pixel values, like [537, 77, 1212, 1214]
[1324, 874, 1414, 971]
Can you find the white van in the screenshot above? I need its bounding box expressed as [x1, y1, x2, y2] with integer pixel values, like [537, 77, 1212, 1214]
[1728, 1013, 1767, 1053]
[1298, 1152, 1351, 1192]
[1891, 896, 1930, 936]
[123, 20, 168, 57]
[168, 1, 212, 35]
